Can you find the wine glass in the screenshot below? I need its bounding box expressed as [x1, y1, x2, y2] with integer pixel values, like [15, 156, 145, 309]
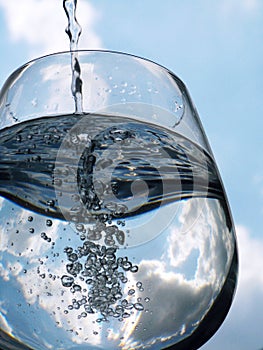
[0, 50, 238, 350]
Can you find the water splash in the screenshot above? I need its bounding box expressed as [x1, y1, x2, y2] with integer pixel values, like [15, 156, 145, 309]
[63, 0, 83, 114]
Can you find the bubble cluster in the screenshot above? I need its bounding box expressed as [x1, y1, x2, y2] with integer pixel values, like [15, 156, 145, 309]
[86, 221, 125, 247]
[61, 240, 146, 322]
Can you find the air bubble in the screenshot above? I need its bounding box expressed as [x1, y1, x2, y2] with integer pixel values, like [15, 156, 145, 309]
[125, 304, 133, 311]
[76, 223, 84, 232]
[116, 230, 125, 245]
[71, 284, 82, 292]
[31, 98, 38, 107]
[136, 281, 143, 289]
[134, 303, 144, 311]
[130, 265, 139, 273]
[61, 275, 74, 287]
[73, 301, 80, 309]
[68, 253, 78, 262]
[59, 228, 145, 323]
[46, 219, 53, 227]
[121, 261, 132, 271]
[54, 178, 62, 187]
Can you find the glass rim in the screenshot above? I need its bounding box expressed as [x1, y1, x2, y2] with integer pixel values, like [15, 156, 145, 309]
[1, 48, 212, 153]
[7, 49, 185, 88]
[20, 48, 171, 70]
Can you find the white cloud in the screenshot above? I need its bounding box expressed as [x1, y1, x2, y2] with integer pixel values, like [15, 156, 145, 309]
[1, 193, 262, 349]
[120, 259, 217, 350]
[0, 196, 236, 349]
[0, 0, 103, 59]
[219, 0, 260, 17]
[235, 225, 263, 297]
[122, 198, 236, 348]
[201, 224, 263, 350]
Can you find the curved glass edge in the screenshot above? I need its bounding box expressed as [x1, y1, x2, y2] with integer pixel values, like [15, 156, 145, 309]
[0, 50, 210, 152]
[167, 241, 238, 350]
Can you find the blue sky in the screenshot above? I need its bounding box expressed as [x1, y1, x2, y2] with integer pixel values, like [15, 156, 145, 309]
[0, 0, 262, 349]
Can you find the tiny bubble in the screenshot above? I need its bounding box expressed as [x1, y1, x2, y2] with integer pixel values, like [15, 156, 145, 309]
[46, 219, 53, 227]
[128, 289, 135, 296]
[130, 265, 138, 273]
[136, 281, 142, 289]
